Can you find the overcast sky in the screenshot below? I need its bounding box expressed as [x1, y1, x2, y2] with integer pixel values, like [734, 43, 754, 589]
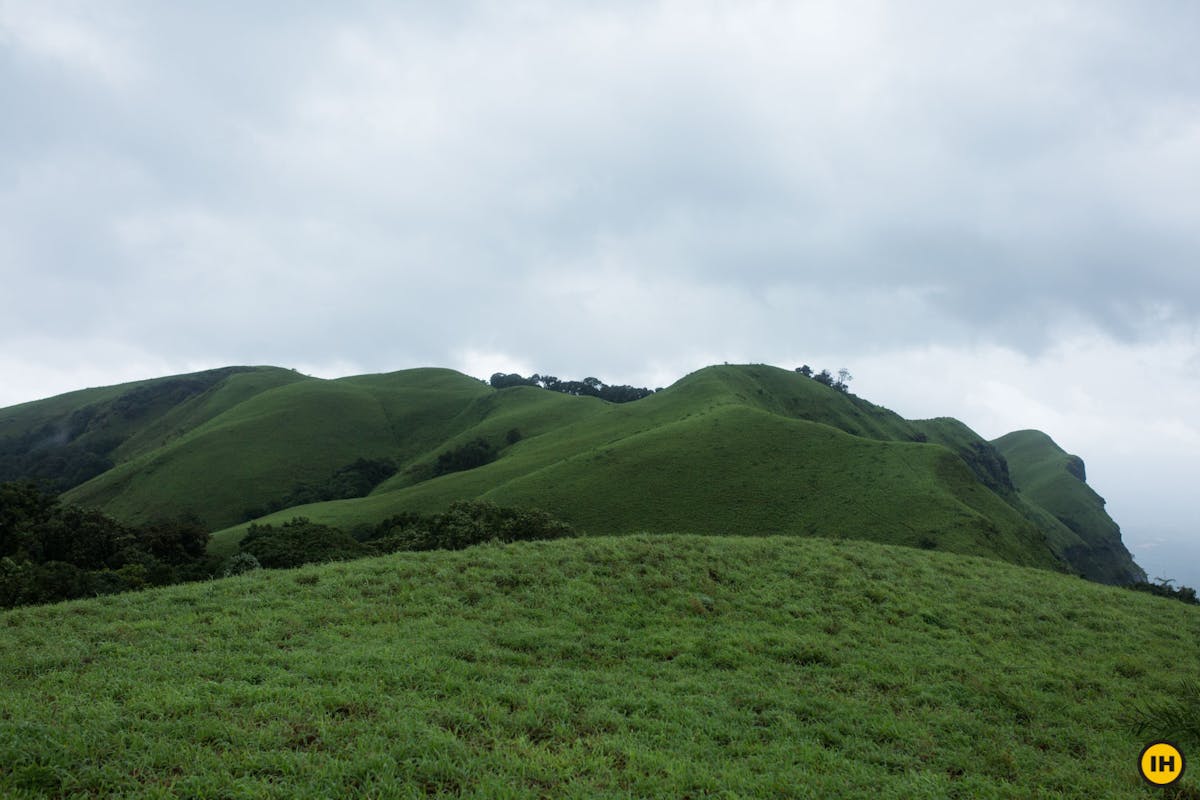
[2, 1, 1197, 583]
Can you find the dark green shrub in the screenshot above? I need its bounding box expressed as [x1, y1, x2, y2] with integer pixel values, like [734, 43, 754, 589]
[223, 552, 262, 577]
[1129, 579, 1199, 605]
[239, 519, 368, 569]
[365, 501, 572, 553]
[23, 561, 90, 604]
[424, 501, 572, 550]
[138, 519, 210, 565]
[433, 439, 497, 476]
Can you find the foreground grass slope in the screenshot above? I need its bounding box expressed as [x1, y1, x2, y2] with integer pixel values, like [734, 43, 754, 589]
[1, 535, 1194, 798]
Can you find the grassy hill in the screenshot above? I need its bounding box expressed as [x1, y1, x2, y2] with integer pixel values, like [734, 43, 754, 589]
[993, 430, 1146, 584]
[0, 534, 1194, 798]
[192, 366, 1063, 572]
[261, 403, 1053, 569]
[1, 363, 1143, 582]
[55, 368, 496, 529]
[0, 367, 305, 493]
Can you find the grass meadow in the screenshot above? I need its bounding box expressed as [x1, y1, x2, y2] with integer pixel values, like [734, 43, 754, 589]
[2, 534, 1196, 798]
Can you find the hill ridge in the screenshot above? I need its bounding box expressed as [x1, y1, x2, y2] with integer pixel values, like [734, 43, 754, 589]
[1, 362, 1144, 583]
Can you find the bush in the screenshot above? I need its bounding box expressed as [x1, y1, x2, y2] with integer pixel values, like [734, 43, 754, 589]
[433, 439, 497, 476]
[238, 519, 368, 569]
[223, 553, 262, 577]
[1129, 579, 1199, 605]
[366, 501, 573, 553]
[21, 561, 90, 605]
[139, 519, 210, 565]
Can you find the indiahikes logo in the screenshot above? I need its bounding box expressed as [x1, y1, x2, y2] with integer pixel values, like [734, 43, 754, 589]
[1139, 741, 1185, 787]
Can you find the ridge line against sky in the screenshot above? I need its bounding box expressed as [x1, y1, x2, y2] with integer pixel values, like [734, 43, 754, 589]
[1, 1, 1197, 582]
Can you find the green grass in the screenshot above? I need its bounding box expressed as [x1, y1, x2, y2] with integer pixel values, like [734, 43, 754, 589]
[4, 362, 1142, 581]
[0, 383, 132, 440]
[0, 367, 296, 461]
[112, 368, 307, 462]
[1, 534, 1195, 798]
[204, 367, 1064, 574]
[65, 379, 397, 529]
[993, 430, 1145, 584]
[63, 369, 493, 530]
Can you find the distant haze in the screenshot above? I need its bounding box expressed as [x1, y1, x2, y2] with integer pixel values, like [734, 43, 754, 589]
[1, 2, 1197, 584]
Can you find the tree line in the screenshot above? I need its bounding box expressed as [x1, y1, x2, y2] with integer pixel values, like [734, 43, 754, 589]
[1128, 578, 1199, 606]
[1, 482, 574, 608]
[794, 365, 853, 393]
[1, 482, 212, 607]
[235, 501, 572, 571]
[241, 458, 398, 522]
[489, 373, 657, 403]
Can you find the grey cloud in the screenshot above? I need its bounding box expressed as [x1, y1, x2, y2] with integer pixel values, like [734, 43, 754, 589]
[3, 0, 1200, 371]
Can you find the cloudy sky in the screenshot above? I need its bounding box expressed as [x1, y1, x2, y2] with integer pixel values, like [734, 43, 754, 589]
[2, 1, 1197, 582]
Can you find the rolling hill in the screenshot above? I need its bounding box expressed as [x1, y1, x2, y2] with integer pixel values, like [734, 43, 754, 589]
[0, 534, 1193, 798]
[0, 363, 1144, 583]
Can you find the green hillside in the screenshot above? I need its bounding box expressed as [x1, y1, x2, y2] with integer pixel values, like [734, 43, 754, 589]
[993, 430, 1146, 585]
[229, 403, 1055, 570]
[113, 368, 309, 462]
[62, 368, 493, 530]
[0, 535, 1193, 798]
[2, 363, 1144, 582]
[0, 367, 304, 492]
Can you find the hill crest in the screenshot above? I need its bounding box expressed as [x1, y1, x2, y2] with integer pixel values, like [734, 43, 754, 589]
[0, 363, 1144, 583]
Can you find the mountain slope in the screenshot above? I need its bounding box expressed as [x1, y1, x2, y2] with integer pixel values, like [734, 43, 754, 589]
[0, 535, 1193, 798]
[197, 366, 1061, 571]
[1, 363, 1144, 581]
[63, 368, 492, 530]
[223, 402, 1057, 569]
[993, 430, 1146, 584]
[0, 366, 304, 492]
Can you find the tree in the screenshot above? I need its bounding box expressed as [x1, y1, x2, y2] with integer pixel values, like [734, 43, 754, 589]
[814, 369, 834, 387]
[599, 384, 653, 403]
[796, 365, 813, 377]
[834, 368, 853, 393]
[0, 482, 56, 560]
[488, 370, 653, 403]
[139, 519, 209, 565]
[489, 373, 536, 389]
